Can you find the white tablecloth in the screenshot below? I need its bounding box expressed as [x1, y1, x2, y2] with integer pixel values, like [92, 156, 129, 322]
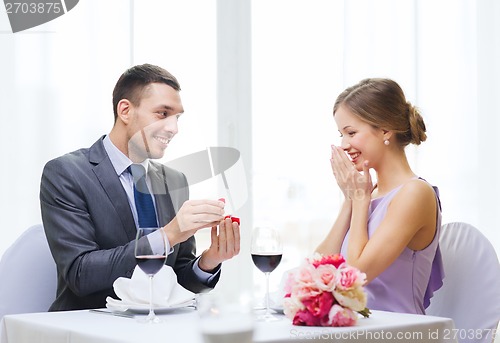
[1, 308, 457, 343]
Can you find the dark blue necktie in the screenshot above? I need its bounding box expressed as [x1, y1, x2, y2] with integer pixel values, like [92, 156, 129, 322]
[129, 164, 158, 228]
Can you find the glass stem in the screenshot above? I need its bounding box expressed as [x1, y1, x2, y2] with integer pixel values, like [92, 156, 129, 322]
[148, 275, 154, 320]
[265, 272, 270, 315]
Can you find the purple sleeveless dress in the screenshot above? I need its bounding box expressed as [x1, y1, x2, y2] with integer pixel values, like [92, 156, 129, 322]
[340, 179, 444, 315]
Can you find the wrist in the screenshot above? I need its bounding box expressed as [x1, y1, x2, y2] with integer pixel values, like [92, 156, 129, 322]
[342, 198, 352, 207]
[352, 197, 370, 210]
[163, 222, 179, 247]
[198, 252, 219, 273]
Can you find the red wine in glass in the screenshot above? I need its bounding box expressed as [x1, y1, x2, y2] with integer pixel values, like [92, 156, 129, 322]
[251, 254, 282, 273]
[251, 226, 282, 322]
[136, 255, 166, 275]
[134, 227, 167, 323]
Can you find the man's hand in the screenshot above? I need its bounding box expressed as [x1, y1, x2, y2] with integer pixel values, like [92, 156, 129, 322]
[198, 217, 241, 272]
[163, 199, 225, 246]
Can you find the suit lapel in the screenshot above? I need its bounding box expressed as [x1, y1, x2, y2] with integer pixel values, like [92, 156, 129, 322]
[89, 137, 137, 242]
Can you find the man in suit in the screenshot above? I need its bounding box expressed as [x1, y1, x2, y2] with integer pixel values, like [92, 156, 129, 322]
[40, 64, 240, 311]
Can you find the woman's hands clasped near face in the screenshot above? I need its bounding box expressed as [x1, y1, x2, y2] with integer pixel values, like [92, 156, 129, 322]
[330, 144, 373, 202]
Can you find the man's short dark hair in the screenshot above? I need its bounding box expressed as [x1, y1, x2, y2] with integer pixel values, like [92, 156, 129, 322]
[112, 64, 181, 121]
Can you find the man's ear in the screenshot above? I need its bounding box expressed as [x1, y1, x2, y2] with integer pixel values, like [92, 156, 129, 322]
[116, 99, 132, 124]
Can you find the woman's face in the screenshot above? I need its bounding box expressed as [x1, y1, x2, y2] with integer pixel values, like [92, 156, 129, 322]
[334, 104, 386, 171]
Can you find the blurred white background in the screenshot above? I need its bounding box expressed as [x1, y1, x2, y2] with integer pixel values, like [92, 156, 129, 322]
[0, 0, 499, 303]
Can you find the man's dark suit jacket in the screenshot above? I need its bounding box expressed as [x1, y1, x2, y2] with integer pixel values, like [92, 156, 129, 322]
[40, 136, 218, 311]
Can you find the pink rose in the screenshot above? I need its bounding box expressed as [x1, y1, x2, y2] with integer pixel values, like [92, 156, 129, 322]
[291, 265, 321, 299]
[312, 253, 345, 268]
[302, 292, 334, 319]
[328, 304, 358, 327]
[296, 265, 315, 284]
[336, 265, 365, 290]
[312, 264, 337, 291]
[293, 309, 321, 326]
[294, 284, 322, 300]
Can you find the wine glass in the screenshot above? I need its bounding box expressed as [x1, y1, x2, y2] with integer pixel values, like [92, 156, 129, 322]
[251, 226, 283, 322]
[134, 227, 167, 324]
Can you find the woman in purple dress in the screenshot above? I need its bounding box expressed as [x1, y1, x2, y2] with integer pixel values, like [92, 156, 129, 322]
[316, 78, 443, 315]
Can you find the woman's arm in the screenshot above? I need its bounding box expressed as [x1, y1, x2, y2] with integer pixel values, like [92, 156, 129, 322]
[347, 179, 437, 283]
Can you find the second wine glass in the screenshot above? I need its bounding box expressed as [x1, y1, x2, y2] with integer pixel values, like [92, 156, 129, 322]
[251, 226, 283, 322]
[134, 227, 167, 324]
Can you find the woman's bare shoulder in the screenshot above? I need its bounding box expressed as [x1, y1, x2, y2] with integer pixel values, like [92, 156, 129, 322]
[393, 178, 437, 207]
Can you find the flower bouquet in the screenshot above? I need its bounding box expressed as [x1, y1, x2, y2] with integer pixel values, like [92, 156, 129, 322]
[283, 253, 370, 327]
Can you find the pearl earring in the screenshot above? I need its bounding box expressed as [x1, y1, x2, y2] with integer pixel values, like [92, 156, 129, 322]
[384, 139, 390, 146]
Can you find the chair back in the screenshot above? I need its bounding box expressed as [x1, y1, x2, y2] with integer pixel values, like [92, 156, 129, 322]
[427, 222, 500, 343]
[0, 224, 57, 320]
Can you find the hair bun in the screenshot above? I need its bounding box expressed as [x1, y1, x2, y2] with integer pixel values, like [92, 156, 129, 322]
[407, 101, 427, 145]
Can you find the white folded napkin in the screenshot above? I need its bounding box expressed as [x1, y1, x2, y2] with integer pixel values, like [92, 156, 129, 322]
[106, 265, 194, 311]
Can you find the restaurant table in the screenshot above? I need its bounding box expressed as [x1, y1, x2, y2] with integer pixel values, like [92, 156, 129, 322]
[1, 308, 457, 343]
